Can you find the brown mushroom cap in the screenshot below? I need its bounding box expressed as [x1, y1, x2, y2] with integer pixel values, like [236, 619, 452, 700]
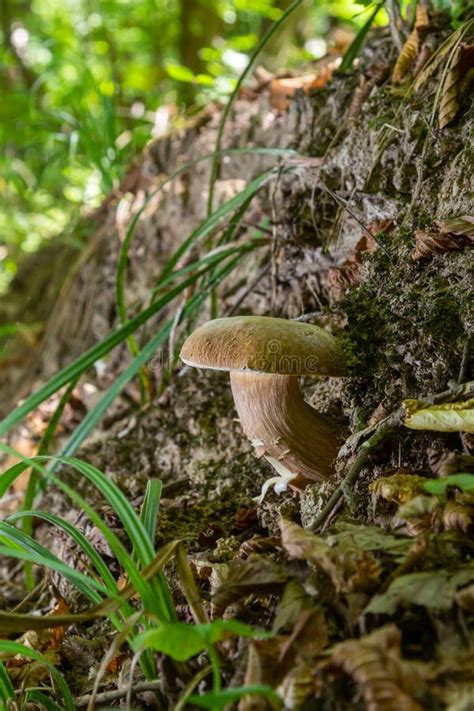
[180, 316, 345, 377]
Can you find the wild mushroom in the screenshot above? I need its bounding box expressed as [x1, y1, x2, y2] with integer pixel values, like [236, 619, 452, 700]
[180, 316, 346, 499]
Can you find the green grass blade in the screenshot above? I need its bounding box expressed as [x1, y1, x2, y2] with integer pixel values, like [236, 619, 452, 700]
[58, 249, 249, 461]
[188, 685, 282, 710]
[207, 0, 304, 215]
[0, 540, 180, 634]
[0, 661, 15, 704]
[22, 377, 79, 590]
[140, 479, 162, 545]
[0, 270, 209, 439]
[0, 541, 105, 602]
[25, 690, 65, 711]
[339, 3, 383, 72]
[57, 321, 172, 460]
[8, 510, 119, 594]
[0, 641, 74, 711]
[0, 449, 162, 617]
[152, 238, 265, 295]
[158, 169, 275, 286]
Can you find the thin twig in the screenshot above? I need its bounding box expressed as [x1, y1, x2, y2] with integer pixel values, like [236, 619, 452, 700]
[458, 335, 472, 384]
[311, 410, 402, 532]
[429, 379, 474, 404]
[319, 183, 389, 254]
[311, 376, 474, 532]
[75, 680, 163, 707]
[239, 221, 274, 236]
[270, 167, 284, 315]
[387, 0, 405, 52]
[225, 259, 271, 316]
[87, 612, 142, 711]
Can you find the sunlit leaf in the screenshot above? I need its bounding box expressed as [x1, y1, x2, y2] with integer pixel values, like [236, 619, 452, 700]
[136, 620, 270, 661]
[423, 473, 474, 495]
[403, 398, 474, 432]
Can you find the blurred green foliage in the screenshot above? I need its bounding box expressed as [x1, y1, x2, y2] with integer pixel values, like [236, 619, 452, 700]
[1, 0, 384, 291]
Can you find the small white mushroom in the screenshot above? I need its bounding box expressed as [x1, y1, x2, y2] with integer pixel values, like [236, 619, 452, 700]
[180, 316, 346, 498]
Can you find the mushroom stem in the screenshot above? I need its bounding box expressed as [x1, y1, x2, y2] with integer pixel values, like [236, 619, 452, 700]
[230, 371, 340, 486]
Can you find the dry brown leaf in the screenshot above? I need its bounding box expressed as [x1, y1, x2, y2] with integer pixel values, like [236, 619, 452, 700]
[7, 657, 56, 688]
[413, 25, 465, 92]
[438, 214, 474, 237]
[392, 4, 429, 84]
[240, 606, 326, 710]
[280, 519, 344, 592]
[440, 43, 474, 129]
[277, 608, 328, 663]
[212, 555, 287, 616]
[346, 550, 382, 593]
[239, 640, 282, 711]
[455, 583, 474, 612]
[392, 32, 421, 85]
[326, 625, 427, 711]
[440, 44, 463, 128]
[272, 580, 316, 634]
[427, 448, 474, 476]
[327, 234, 378, 296]
[412, 230, 466, 259]
[239, 633, 320, 710]
[269, 66, 333, 111]
[238, 535, 281, 559]
[398, 495, 442, 536]
[412, 216, 474, 259]
[442, 500, 473, 533]
[370, 471, 428, 504]
[277, 662, 316, 711]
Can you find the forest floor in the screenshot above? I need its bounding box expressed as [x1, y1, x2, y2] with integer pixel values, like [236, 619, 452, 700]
[1, 11, 474, 711]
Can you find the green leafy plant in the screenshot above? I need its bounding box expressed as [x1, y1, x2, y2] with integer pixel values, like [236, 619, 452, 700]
[0, 449, 276, 708]
[424, 473, 474, 495]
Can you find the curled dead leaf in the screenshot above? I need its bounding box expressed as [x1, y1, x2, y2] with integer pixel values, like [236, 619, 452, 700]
[326, 625, 427, 711]
[412, 229, 474, 259]
[442, 500, 473, 533]
[455, 583, 474, 612]
[280, 519, 344, 592]
[370, 471, 428, 504]
[270, 66, 334, 111]
[440, 43, 474, 129]
[427, 448, 474, 477]
[403, 398, 474, 433]
[238, 535, 281, 559]
[346, 550, 382, 593]
[412, 216, 474, 259]
[277, 662, 316, 711]
[440, 45, 463, 129]
[392, 4, 429, 85]
[413, 25, 465, 92]
[327, 234, 378, 297]
[398, 495, 442, 536]
[212, 555, 287, 616]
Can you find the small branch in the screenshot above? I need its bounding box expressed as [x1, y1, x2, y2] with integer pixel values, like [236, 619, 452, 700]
[458, 335, 472, 384]
[311, 374, 474, 532]
[75, 680, 163, 707]
[311, 410, 402, 532]
[429, 380, 474, 405]
[319, 183, 389, 255]
[387, 0, 405, 52]
[225, 259, 271, 316]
